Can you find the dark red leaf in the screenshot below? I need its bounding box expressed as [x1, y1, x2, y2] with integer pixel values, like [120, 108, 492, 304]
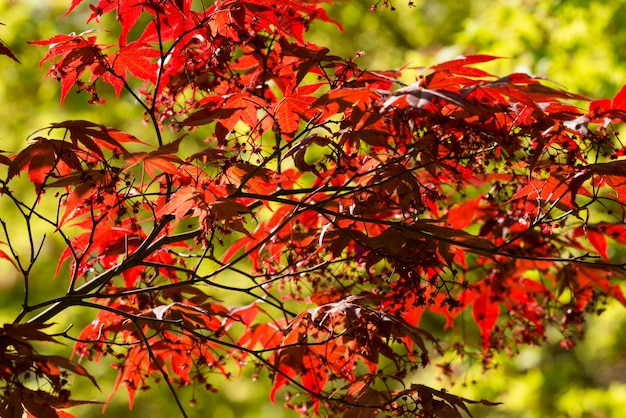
[0, 39, 19, 63]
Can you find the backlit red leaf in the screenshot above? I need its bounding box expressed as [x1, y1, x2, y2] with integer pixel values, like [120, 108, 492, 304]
[273, 94, 317, 135]
[473, 294, 499, 350]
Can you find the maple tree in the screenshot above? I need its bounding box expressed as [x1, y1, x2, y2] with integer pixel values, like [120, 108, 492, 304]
[1, 1, 626, 417]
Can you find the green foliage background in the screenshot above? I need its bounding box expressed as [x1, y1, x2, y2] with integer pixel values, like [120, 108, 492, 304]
[1, 0, 626, 417]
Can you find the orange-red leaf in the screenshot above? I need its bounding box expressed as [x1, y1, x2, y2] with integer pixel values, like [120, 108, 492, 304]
[273, 94, 317, 135]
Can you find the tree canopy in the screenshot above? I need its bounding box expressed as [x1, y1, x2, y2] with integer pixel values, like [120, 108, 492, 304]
[1, 1, 626, 417]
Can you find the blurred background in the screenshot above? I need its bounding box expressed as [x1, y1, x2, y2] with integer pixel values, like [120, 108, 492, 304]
[1, 0, 626, 416]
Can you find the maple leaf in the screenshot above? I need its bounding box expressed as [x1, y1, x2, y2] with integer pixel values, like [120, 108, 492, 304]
[8, 138, 83, 188]
[106, 42, 160, 95]
[0, 38, 19, 63]
[272, 92, 318, 135]
[31, 33, 102, 104]
[472, 293, 500, 351]
[123, 137, 185, 178]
